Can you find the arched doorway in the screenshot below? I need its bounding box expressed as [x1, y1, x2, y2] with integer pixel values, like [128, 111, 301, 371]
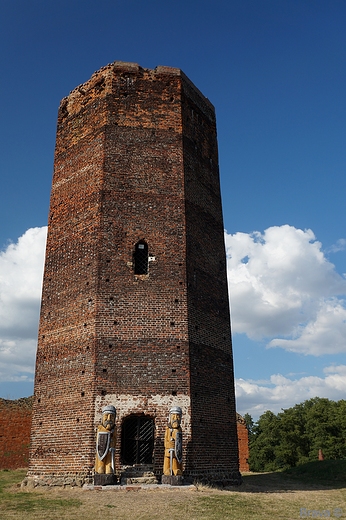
[121, 415, 154, 465]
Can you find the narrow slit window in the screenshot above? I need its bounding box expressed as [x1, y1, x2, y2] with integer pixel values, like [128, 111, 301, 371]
[134, 241, 148, 275]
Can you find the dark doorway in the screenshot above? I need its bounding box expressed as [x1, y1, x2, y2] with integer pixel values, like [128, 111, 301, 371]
[121, 415, 154, 465]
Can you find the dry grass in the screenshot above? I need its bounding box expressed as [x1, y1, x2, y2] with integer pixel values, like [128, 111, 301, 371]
[1, 466, 345, 520]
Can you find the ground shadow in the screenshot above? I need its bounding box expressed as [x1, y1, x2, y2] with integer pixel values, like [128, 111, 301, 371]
[227, 472, 346, 493]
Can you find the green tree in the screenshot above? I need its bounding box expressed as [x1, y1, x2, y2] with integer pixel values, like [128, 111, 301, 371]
[305, 397, 346, 460]
[243, 413, 254, 441]
[247, 397, 346, 472]
[248, 410, 281, 472]
[275, 403, 309, 468]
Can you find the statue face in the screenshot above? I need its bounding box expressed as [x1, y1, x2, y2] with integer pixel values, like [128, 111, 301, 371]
[170, 413, 181, 429]
[102, 412, 115, 430]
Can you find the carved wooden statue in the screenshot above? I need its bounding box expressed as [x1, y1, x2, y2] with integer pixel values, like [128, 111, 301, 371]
[95, 405, 116, 475]
[163, 406, 183, 476]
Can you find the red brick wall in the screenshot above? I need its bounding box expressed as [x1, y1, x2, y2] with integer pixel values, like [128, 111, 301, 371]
[237, 414, 250, 472]
[28, 62, 240, 484]
[1, 398, 248, 475]
[0, 397, 33, 469]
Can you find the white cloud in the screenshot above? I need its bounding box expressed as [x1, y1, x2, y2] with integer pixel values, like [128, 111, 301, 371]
[225, 225, 346, 355]
[235, 364, 346, 419]
[1, 221, 345, 420]
[0, 227, 47, 382]
[268, 299, 346, 355]
[327, 238, 346, 254]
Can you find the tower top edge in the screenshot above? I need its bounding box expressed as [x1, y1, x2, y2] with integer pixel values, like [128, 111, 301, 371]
[62, 60, 215, 112]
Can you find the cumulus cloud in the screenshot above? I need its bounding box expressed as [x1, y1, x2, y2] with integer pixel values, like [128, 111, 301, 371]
[1, 222, 346, 418]
[0, 227, 47, 382]
[225, 225, 346, 355]
[235, 364, 346, 419]
[268, 299, 346, 355]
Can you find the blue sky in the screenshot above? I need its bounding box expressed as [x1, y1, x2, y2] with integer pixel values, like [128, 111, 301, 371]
[0, 0, 345, 419]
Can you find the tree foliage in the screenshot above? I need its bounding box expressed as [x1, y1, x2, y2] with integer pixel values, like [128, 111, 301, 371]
[246, 397, 346, 471]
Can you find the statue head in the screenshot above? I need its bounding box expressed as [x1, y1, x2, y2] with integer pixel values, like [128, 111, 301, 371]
[101, 405, 116, 431]
[169, 406, 182, 429]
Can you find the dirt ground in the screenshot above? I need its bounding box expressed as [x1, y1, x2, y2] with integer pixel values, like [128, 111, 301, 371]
[2, 471, 346, 520]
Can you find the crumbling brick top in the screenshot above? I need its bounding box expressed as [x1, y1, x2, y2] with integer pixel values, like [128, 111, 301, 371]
[62, 60, 214, 118]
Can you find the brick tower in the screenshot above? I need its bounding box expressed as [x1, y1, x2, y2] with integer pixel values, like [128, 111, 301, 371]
[28, 61, 241, 486]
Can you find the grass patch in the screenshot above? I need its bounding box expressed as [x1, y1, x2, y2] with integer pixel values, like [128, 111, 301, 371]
[191, 494, 259, 519]
[0, 469, 81, 518]
[0, 468, 27, 493]
[5, 495, 81, 512]
[284, 459, 346, 486]
[1, 466, 346, 520]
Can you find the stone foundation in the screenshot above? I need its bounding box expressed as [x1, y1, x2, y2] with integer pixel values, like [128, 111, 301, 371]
[94, 474, 117, 486]
[161, 475, 184, 486]
[22, 472, 92, 488]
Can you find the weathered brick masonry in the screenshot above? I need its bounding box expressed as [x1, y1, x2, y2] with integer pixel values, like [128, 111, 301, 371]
[0, 399, 248, 473]
[237, 414, 250, 472]
[28, 61, 241, 485]
[0, 397, 33, 469]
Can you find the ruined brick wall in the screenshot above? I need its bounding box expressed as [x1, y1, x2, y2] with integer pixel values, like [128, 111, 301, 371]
[29, 61, 240, 484]
[237, 414, 250, 472]
[0, 397, 33, 469]
[2, 398, 247, 474]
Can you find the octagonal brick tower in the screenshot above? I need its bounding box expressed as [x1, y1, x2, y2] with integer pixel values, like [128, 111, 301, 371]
[28, 61, 241, 485]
